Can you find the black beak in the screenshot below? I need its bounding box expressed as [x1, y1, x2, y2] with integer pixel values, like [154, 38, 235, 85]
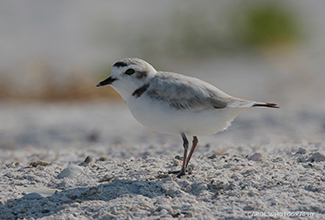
[96, 77, 116, 87]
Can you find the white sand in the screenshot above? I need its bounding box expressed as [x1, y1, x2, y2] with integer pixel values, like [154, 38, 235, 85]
[0, 103, 324, 219]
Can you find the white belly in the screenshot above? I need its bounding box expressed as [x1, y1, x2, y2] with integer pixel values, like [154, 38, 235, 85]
[126, 95, 245, 136]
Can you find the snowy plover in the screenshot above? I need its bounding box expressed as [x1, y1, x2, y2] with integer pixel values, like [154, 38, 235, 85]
[97, 58, 278, 177]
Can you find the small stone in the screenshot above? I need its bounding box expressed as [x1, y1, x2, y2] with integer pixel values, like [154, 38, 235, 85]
[304, 185, 320, 192]
[297, 156, 307, 163]
[208, 180, 227, 190]
[272, 157, 283, 162]
[99, 174, 114, 182]
[22, 192, 43, 200]
[88, 186, 102, 195]
[229, 166, 242, 171]
[157, 172, 169, 178]
[58, 165, 83, 179]
[4, 172, 15, 178]
[249, 153, 262, 161]
[309, 152, 325, 162]
[154, 198, 165, 205]
[160, 209, 168, 216]
[61, 204, 69, 209]
[6, 162, 16, 168]
[184, 185, 192, 193]
[223, 183, 230, 191]
[208, 154, 217, 159]
[171, 212, 181, 218]
[110, 206, 118, 215]
[297, 147, 307, 154]
[47, 201, 55, 207]
[79, 156, 93, 166]
[98, 156, 110, 161]
[102, 213, 117, 219]
[241, 168, 256, 176]
[220, 155, 228, 160]
[30, 160, 50, 167]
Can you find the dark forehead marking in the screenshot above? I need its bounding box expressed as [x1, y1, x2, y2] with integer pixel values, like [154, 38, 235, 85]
[113, 61, 128, 67]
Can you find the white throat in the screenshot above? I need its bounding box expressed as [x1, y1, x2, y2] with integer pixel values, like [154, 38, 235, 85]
[111, 71, 156, 102]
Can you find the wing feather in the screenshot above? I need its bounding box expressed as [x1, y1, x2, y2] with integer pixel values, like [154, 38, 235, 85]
[146, 72, 240, 111]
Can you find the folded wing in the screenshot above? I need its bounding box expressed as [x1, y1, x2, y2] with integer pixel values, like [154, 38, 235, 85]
[146, 72, 243, 111]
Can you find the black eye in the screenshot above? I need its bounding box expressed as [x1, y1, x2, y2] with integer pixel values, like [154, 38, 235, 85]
[125, 68, 135, 75]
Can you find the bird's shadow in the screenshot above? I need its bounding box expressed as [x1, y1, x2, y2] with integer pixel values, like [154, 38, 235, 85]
[1, 179, 166, 219]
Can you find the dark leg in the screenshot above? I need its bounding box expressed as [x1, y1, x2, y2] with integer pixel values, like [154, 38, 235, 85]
[185, 136, 199, 168]
[177, 133, 189, 178]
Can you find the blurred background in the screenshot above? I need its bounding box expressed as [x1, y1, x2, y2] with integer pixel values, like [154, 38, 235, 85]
[1, 0, 325, 150]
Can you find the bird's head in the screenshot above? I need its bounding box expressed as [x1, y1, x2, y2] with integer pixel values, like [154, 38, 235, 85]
[96, 58, 157, 101]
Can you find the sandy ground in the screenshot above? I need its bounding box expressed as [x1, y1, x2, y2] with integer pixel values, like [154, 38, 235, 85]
[0, 102, 325, 219]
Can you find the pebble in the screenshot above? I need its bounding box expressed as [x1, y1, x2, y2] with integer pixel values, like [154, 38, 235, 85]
[308, 152, 325, 162]
[102, 213, 117, 219]
[88, 185, 103, 195]
[22, 193, 43, 200]
[4, 172, 15, 178]
[6, 162, 17, 168]
[30, 160, 50, 167]
[99, 174, 115, 182]
[249, 153, 262, 161]
[98, 156, 110, 161]
[79, 156, 93, 166]
[297, 147, 307, 154]
[57, 165, 83, 179]
[229, 166, 242, 171]
[184, 185, 192, 192]
[272, 157, 283, 162]
[160, 208, 168, 216]
[207, 154, 217, 159]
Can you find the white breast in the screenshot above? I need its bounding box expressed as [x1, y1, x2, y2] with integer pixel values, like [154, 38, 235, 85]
[126, 94, 245, 136]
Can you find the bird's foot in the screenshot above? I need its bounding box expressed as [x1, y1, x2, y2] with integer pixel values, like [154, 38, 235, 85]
[168, 169, 186, 178]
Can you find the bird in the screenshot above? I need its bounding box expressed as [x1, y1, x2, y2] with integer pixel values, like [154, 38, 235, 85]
[96, 58, 279, 177]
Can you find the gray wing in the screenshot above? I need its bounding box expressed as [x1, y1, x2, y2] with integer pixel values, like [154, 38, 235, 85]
[146, 72, 241, 111]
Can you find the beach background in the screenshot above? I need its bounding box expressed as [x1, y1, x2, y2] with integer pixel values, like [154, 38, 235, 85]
[1, 1, 325, 219]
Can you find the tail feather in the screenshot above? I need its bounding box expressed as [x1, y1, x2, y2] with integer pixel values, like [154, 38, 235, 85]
[253, 102, 279, 108]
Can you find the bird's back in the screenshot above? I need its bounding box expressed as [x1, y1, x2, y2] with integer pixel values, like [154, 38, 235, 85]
[145, 71, 247, 111]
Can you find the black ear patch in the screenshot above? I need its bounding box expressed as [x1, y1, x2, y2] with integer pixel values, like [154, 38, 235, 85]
[125, 68, 135, 75]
